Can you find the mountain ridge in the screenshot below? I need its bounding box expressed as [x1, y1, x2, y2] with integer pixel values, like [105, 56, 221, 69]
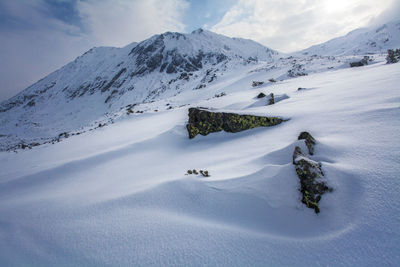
[299, 19, 400, 56]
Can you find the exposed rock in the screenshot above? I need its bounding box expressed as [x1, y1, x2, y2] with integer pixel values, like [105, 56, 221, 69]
[350, 56, 370, 67]
[214, 92, 226, 98]
[288, 63, 307, 77]
[386, 48, 400, 64]
[257, 92, 266, 98]
[199, 170, 210, 177]
[268, 93, 275, 105]
[293, 147, 331, 214]
[186, 107, 285, 139]
[186, 169, 210, 177]
[252, 81, 264, 87]
[101, 68, 127, 92]
[293, 133, 332, 214]
[298, 131, 316, 155]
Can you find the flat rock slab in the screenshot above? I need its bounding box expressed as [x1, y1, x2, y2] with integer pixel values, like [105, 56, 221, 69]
[186, 107, 286, 139]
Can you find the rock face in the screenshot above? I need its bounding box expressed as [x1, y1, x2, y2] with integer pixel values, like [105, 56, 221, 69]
[293, 133, 332, 213]
[186, 107, 285, 139]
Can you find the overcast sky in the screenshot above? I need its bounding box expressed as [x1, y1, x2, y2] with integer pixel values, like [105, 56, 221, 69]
[0, 0, 399, 102]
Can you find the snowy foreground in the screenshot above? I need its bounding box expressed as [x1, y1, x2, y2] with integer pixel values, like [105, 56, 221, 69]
[0, 62, 399, 265]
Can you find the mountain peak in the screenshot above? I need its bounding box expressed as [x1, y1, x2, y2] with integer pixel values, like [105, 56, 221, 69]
[191, 28, 204, 34]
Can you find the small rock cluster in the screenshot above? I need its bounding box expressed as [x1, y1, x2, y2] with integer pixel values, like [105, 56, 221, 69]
[256, 92, 275, 105]
[349, 56, 370, 67]
[186, 169, 210, 177]
[293, 132, 332, 213]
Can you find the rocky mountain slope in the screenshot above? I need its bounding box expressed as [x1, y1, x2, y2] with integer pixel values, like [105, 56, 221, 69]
[0, 29, 279, 150]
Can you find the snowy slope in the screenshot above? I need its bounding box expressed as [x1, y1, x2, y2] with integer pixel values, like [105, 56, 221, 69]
[0, 60, 399, 265]
[300, 19, 400, 56]
[0, 29, 279, 150]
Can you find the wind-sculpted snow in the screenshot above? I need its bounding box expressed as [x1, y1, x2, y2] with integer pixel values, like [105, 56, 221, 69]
[0, 59, 399, 265]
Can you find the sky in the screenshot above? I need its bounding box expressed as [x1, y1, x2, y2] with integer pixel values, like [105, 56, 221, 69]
[0, 0, 399, 102]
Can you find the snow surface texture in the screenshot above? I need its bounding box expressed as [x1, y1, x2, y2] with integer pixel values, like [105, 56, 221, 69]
[0, 19, 400, 265]
[0, 59, 399, 266]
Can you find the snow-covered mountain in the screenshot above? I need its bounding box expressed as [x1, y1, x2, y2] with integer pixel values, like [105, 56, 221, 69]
[0, 29, 278, 114]
[300, 19, 400, 56]
[0, 20, 399, 151]
[0, 29, 279, 149]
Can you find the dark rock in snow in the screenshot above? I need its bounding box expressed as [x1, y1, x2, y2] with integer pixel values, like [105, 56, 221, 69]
[252, 81, 264, 87]
[350, 56, 370, 67]
[268, 93, 275, 105]
[186, 107, 285, 139]
[298, 131, 316, 155]
[293, 133, 332, 214]
[386, 48, 400, 64]
[257, 92, 266, 98]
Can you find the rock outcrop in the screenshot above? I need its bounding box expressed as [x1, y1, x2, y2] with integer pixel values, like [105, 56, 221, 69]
[268, 93, 275, 105]
[386, 48, 400, 64]
[350, 56, 370, 67]
[186, 107, 285, 139]
[298, 131, 316, 155]
[293, 132, 332, 213]
[257, 92, 266, 98]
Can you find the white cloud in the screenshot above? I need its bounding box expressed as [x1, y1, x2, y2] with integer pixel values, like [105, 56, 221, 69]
[210, 0, 394, 53]
[77, 0, 189, 47]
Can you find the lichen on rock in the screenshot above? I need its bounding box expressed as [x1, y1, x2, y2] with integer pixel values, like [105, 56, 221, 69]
[293, 145, 332, 213]
[293, 132, 332, 214]
[186, 107, 286, 139]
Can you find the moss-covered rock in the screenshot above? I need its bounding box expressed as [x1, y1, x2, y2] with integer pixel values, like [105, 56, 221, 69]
[186, 107, 286, 139]
[298, 131, 316, 155]
[293, 144, 332, 214]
